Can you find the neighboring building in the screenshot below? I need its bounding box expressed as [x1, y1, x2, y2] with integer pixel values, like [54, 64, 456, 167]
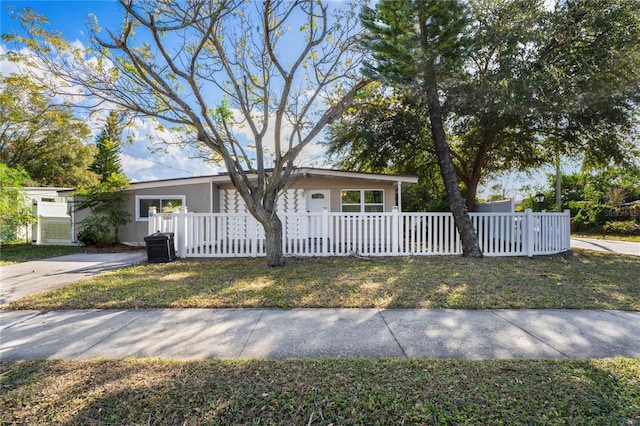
[63, 168, 419, 245]
[19, 188, 74, 245]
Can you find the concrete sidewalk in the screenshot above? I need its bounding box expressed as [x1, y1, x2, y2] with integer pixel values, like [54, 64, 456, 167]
[1, 308, 639, 361]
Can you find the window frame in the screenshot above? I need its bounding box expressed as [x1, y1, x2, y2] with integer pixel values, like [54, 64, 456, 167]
[135, 195, 186, 221]
[340, 189, 385, 213]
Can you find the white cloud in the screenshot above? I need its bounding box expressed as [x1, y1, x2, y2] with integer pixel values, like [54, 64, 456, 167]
[120, 118, 220, 182]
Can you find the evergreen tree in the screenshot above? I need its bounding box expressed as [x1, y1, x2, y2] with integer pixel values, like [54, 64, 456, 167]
[360, 0, 483, 257]
[89, 111, 124, 182]
[75, 112, 130, 245]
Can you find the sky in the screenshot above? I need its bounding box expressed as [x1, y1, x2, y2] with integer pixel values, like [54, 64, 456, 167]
[1, 0, 553, 198]
[0, 0, 337, 183]
[0, 0, 228, 182]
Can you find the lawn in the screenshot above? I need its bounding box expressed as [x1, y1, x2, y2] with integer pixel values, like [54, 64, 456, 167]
[2, 358, 639, 425]
[3, 249, 639, 311]
[0, 243, 83, 266]
[2, 248, 639, 424]
[572, 232, 640, 243]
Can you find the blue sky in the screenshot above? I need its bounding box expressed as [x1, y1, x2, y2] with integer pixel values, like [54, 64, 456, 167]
[1, 0, 235, 182]
[1, 0, 552, 198]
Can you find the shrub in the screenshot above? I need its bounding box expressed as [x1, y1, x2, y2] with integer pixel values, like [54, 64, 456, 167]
[602, 220, 640, 236]
[77, 217, 112, 246]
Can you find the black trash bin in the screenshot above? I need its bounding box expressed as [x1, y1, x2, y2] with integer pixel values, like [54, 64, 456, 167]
[144, 232, 177, 263]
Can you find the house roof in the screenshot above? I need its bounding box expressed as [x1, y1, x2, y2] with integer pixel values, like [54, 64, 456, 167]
[57, 168, 419, 196]
[113, 168, 419, 191]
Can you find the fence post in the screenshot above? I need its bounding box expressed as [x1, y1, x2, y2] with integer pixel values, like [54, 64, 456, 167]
[392, 207, 399, 255]
[563, 209, 571, 251]
[176, 207, 188, 258]
[36, 216, 42, 245]
[525, 209, 534, 257]
[148, 206, 157, 235]
[322, 207, 329, 256]
[252, 216, 258, 257]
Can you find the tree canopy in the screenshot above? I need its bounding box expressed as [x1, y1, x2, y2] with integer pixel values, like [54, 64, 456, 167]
[0, 73, 98, 187]
[327, 0, 640, 212]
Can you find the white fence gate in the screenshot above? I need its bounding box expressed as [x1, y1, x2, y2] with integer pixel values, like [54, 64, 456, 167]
[149, 208, 570, 258]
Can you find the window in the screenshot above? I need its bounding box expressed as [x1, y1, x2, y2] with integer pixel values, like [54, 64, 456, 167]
[341, 190, 384, 213]
[136, 196, 185, 221]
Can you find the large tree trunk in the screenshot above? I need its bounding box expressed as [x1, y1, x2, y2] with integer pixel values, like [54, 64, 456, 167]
[425, 92, 483, 256]
[261, 214, 285, 267]
[418, 15, 483, 257]
[466, 179, 479, 213]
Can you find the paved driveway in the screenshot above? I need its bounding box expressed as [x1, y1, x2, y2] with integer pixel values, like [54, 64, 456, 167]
[0, 252, 148, 304]
[571, 237, 640, 256]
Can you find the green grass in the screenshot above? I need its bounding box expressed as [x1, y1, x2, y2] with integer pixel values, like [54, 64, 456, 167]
[0, 243, 82, 266]
[2, 358, 639, 425]
[3, 249, 639, 311]
[572, 232, 640, 243]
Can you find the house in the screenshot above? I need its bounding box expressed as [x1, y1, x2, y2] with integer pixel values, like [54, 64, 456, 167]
[66, 168, 419, 245]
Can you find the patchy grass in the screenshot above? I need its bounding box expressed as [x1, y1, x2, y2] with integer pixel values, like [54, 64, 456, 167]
[3, 249, 639, 311]
[0, 243, 82, 266]
[2, 358, 638, 425]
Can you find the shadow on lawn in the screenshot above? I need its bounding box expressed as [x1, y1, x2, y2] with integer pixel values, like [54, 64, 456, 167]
[2, 359, 639, 424]
[2, 250, 639, 311]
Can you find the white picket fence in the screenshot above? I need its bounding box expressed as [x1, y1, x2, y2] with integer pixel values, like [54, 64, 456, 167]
[148, 208, 570, 258]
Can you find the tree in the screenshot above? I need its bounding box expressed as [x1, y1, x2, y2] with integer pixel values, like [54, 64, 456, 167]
[89, 111, 125, 181]
[332, 0, 640, 214]
[75, 113, 131, 245]
[551, 165, 640, 232]
[4, 1, 367, 266]
[0, 164, 35, 242]
[75, 173, 131, 246]
[0, 73, 98, 187]
[325, 84, 448, 211]
[531, 0, 640, 212]
[360, 0, 483, 257]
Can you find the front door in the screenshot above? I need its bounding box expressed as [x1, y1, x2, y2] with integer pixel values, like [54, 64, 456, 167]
[305, 190, 330, 249]
[306, 190, 330, 213]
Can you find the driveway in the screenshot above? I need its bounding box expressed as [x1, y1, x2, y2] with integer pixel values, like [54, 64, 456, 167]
[0, 252, 148, 304]
[571, 237, 640, 256]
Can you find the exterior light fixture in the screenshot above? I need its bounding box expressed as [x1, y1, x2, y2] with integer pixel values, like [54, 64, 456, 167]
[535, 193, 545, 212]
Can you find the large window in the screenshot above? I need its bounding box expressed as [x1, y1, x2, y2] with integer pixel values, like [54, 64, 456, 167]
[341, 189, 384, 212]
[136, 195, 185, 221]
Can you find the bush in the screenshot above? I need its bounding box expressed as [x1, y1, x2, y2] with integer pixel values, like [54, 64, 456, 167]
[602, 220, 640, 236]
[77, 217, 112, 247]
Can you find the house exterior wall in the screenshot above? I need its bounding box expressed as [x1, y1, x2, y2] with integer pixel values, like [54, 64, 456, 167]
[217, 176, 398, 213]
[72, 174, 408, 245]
[73, 182, 215, 245]
[125, 182, 214, 243]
